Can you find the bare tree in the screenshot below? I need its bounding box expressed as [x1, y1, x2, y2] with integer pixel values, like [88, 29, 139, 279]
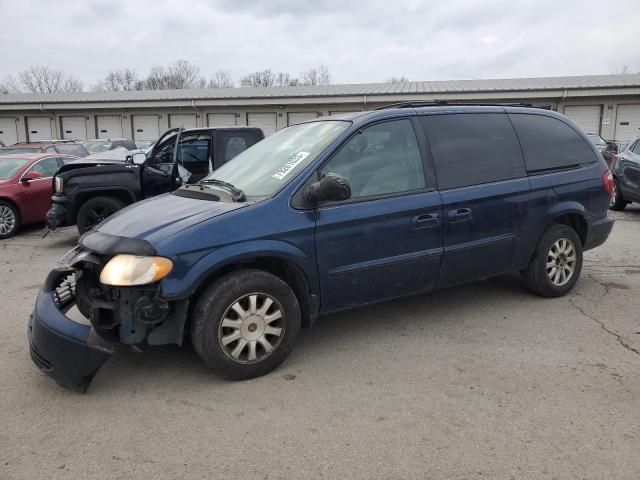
[387, 76, 410, 83]
[613, 65, 638, 75]
[143, 59, 206, 90]
[1, 66, 83, 93]
[300, 65, 331, 86]
[207, 70, 234, 88]
[241, 69, 277, 87]
[94, 69, 142, 91]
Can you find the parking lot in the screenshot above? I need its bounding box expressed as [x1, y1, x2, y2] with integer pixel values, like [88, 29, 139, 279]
[0, 208, 638, 479]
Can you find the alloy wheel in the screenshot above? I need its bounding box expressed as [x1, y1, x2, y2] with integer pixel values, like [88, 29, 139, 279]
[0, 205, 16, 235]
[218, 293, 285, 364]
[546, 238, 577, 287]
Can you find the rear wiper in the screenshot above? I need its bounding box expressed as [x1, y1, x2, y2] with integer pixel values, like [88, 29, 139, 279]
[196, 179, 246, 201]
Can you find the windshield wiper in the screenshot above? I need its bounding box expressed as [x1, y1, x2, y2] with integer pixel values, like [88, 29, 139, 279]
[196, 179, 246, 201]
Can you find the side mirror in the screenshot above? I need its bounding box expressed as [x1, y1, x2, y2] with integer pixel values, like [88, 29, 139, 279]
[130, 152, 147, 165]
[304, 173, 351, 206]
[21, 171, 43, 182]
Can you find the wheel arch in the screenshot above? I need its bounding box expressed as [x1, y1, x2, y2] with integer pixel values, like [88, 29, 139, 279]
[193, 256, 315, 328]
[71, 188, 136, 219]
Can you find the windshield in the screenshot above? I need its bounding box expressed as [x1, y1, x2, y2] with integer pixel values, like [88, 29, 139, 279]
[204, 121, 350, 197]
[0, 148, 40, 155]
[83, 141, 113, 153]
[0, 158, 29, 179]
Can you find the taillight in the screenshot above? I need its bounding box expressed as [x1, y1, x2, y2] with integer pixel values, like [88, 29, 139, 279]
[602, 170, 614, 199]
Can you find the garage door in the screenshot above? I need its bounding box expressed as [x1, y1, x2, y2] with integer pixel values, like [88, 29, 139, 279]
[96, 115, 123, 139]
[60, 116, 87, 140]
[26, 117, 52, 142]
[247, 113, 277, 136]
[564, 105, 601, 135]
[0, 117, 18, 145]
[615, 104, 640, 142]
[169, 114, 197, 129]
[132, 115, 160, 141]
[207, 113, 237, 127]
[287, 112, 320, 126]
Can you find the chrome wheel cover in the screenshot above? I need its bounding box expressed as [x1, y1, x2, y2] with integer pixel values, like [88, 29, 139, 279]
[218, 293, 285, 364]
[546, 238, 577, 287]
[610, 182, 617, 207]
[0, 205, 16, 235]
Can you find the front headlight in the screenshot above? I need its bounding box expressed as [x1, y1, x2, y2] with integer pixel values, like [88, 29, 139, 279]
[54, 176, 63, 193]
[99, 254, 173, 286]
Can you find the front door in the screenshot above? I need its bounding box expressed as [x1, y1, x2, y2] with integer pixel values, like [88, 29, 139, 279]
[17, 157, 61, 222]
[419, 113, 530, 288]
[142, 132, 213, 197]
[314, 118, 443, 312]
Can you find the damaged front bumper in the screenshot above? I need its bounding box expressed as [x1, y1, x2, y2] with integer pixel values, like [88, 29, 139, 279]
[28, 267, 113, 392]
[45, 202, 68, 230]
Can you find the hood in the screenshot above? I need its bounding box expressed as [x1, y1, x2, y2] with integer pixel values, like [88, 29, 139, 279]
[58, 147, 139, 173]
[94, 192, 247, 245]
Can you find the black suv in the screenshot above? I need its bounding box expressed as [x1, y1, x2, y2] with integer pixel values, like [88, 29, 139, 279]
[46, 127, 264, 234]
[609, 136, 640, 210]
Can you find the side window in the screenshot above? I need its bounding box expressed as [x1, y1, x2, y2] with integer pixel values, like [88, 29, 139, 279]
[28, 158, 60, 177]
[420, 113, 526, 190]
[319, 119, 426, 199]
[224, 136, 247, 163]
[509, 113, 597, 172]
[45, 146, 56, 153]
[58, 156, 77, 165]
[177, 135, 210, 169]
[632, 141, 640, 154]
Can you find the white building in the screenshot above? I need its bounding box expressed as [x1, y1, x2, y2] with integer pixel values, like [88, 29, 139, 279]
[0, 73, 639, 145]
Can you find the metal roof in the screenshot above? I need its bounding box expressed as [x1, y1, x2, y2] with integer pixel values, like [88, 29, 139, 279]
[1, 74, 639, 104]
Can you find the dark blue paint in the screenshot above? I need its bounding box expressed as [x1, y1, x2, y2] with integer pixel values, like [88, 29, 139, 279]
[89, 106, 613, 316]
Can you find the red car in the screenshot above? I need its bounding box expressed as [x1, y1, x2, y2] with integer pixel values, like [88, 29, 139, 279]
[0, 153, 80, 238]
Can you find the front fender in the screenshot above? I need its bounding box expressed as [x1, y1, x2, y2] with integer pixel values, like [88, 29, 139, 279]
[160, 239, 318, 300]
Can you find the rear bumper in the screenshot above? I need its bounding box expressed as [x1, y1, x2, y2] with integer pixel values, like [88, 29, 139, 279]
[27, 267, 113, 392]
[584, 215, 615, 251]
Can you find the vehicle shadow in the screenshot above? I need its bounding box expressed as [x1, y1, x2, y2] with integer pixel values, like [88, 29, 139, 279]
[93, 272, 534, 394]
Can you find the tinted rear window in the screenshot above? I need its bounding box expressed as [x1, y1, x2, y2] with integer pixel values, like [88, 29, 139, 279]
[0, 148, 40, 154]
[509, 113, 596, 172]
[420, 113, 526, 190]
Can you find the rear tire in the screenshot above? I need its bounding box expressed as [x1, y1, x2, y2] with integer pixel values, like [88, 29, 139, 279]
[521, 224, 583, 298]
[191, 269, 301, 380]
[0, 201, 20, 239]
[609, 179, 627, 211]
[76, 196, 125, 234]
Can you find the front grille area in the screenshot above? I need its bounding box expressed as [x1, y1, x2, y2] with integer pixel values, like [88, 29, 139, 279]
[52, 274, 76, 311]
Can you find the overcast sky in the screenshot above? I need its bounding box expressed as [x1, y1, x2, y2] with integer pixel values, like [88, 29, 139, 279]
[1, 0, 639, 87]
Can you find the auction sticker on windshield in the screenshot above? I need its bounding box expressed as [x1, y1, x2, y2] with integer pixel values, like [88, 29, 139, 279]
[272, 152, 310, 180]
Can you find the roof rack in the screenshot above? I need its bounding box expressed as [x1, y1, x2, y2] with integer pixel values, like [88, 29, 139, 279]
[374, 101, 547, 110]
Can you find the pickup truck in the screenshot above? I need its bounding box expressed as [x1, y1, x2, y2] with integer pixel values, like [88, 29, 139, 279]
[46, 127, 264, 234]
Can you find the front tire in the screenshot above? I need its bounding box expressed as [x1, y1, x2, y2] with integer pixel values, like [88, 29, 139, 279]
[191, 269, 301, 380]
[609, 179, 627, 211]
[76, 196, 125, 234]
[521, 224, 583, 298]
[0, 201, 20, 239]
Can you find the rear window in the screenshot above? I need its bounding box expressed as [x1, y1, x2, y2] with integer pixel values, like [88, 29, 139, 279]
[420, 113, 526, 190]
[55, 144, 88, 156]
[0, 148, 40, 154]
[509, 114, 596, 172]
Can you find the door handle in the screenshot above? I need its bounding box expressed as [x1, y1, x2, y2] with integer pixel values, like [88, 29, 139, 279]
[412, 213, 439, 228]
[447, 208, 472, 223]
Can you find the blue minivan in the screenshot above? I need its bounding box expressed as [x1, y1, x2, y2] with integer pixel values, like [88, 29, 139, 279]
[28, 104, 615, 391]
